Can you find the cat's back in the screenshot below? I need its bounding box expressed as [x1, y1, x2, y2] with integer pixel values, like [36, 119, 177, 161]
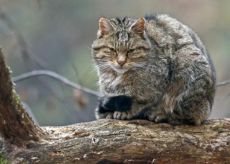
[145, 14, 200, 49]
[145, 14, 216, 101]
[145, 14, 215, 79]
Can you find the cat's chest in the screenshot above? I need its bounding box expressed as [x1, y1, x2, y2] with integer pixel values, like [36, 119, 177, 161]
[100, 73, 132, 94]
[105, 74, 123, 89]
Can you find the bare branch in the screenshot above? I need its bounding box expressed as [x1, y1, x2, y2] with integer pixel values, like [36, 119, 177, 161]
[0, 7, 65, 103]
[0, 7, 46, 68]
[217, 80, 230, 87]
[12, 69, 230, 98]
[12, 70, 101, 97]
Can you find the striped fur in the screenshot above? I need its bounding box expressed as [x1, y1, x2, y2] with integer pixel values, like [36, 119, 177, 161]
[92, 15, 216, 125]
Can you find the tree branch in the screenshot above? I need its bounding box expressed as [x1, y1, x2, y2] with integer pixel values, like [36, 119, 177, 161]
[12, 69, 230, 99]
[0, 6, 46, 68]
[216, 79, 230, 87]
[0, 7, 70, 105]
[12, 70, 101, 97]
[3, 119, 230, 163]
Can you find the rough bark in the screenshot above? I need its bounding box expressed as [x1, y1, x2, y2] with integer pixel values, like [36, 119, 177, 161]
[2, 119, 230, 164]
[0, 49, 44, 145]
[0, 49, 230, 163]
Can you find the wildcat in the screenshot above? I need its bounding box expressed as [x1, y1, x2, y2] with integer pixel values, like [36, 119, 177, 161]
[91, 15, 216, 125]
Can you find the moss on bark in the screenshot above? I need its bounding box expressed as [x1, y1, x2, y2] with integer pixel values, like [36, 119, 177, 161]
[0, 49, 44, 145]
[0, 153, 8, 164]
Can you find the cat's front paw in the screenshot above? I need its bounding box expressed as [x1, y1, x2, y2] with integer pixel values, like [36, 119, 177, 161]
[113, 111, 133, 120]
[95, 107, 113, 119]
[95, 95, 134, 120]
[148, 111, 168, 123]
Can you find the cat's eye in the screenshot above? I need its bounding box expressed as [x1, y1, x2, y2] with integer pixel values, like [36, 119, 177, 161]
[108, 47, 116, 52]
[127, 49, 135, 54]
[103, 47, 116, 54]
[137, 46, 150, 51]
[127, 47, 146, 54]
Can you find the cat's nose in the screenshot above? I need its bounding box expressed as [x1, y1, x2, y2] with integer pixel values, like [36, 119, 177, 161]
[117, 56, 126, 66]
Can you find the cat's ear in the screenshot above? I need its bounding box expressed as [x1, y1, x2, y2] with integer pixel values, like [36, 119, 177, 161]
[130, 18, 145, 37]
[97, 17, 114, 38]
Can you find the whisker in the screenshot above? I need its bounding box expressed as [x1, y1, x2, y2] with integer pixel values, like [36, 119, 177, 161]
[87, 46, 94, 51]
[132, 62, 146, 68]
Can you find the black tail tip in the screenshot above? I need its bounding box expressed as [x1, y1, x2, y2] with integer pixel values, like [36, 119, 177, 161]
[98, 95, 133, 112]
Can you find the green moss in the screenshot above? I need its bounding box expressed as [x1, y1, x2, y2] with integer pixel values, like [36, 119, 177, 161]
[0, 153, 8, 164]
[12, 89, 21, 105]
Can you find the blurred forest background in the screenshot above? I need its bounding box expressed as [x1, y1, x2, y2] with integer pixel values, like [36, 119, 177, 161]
[0, 0, 229, 126]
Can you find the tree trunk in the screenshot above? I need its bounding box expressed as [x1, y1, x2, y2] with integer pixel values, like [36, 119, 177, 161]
[0, 49, 44, 146]
[0, 49, 230, 163]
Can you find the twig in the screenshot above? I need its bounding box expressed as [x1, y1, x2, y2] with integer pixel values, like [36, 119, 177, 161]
[216, 80, 230, 87]
[0, 7, 46, 68]
[13, 70, 101, 97]
[0, 6, 67, 104]
[13, 70, 230, 97]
